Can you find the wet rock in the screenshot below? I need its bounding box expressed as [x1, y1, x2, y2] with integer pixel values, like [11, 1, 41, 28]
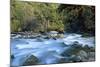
[88, 52, 95, 61]
[82, 45, 95, 53]
[61, 48, 73, 57]
[11, 54, 15, 59]
[22, 55, 39, 66]
[39, 31, 46, 35]
[73, 41, 79, 45]
[61, 47, 79, 57]
[44, 37, 50, 39]
[77, 50, 88, 62]
[71, 41, 82, 47]
[84, 45, 90, 49]
[69, 55, 82, 62]
[48, 31, 58, 38]
[89, 47, 95, 52]
[57, 34, 64, 38]
[78, 50, 88, 58]
[71, 42, 83, 50]
[11, 54, 15, 64]
[52, 37, 57, 40]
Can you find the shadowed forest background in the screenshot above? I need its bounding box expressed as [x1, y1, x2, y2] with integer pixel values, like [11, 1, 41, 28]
[11, 0, 95, 36]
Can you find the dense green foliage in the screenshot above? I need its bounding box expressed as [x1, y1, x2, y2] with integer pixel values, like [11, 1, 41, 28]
[11, 0, 95, 36]
[11, 0, 64, 32]
[58, 4, 95, 35]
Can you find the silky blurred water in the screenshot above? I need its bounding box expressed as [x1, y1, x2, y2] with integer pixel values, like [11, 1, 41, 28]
[11, 33, 95, 66]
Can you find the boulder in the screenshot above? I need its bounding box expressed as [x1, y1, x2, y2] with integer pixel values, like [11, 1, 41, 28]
[22, 55, 39, 66]
[61, 48, 73, 57]
[77, 50, 88, 62]
[48, 31, 58, 38]
[69, 55, 82, 62]
[57, 34, 64, 38]
[88, 52, 95, 61]
[71, 41, 80, 46]
[78, 50, 88, 58]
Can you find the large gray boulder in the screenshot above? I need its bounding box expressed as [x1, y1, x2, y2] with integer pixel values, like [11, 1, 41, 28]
[61, 42, 83, 57]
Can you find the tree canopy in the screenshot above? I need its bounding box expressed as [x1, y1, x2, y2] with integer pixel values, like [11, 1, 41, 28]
[11, 0, 95, 36]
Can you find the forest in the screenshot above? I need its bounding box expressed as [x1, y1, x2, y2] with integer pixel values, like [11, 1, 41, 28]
[11, 0, 95, 36]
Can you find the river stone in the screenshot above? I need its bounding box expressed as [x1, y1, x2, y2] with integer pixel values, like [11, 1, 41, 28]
[77, 50, 88, 62]
[88, 52, 95, 61]
[10, 54, 15, 64]
[78, 50, 88, 58]
[57, 34, 64, 38]
[61, 44, 82, 57]
[71, 41, 82, 47]
[61, 48, 73, 57]
[22, 55, 39, 66]
[61, 41, 85, 58]
[11, 54, 15, 59]
[48, 31, 58, 38]
[69, 55, 82, 62]
[44, 36, 50, 39]
[73, 41, 79, 45]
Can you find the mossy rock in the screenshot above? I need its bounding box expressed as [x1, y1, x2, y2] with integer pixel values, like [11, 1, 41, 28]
[82, 45, 95, 52]
[61, 42, 83, 57]
[22, 55, 39, 66]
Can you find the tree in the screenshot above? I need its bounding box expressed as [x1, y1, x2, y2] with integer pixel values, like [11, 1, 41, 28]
[58, 4, 95, 35]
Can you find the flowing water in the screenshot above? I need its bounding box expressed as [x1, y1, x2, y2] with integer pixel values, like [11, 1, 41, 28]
[11, 33, 95, 66]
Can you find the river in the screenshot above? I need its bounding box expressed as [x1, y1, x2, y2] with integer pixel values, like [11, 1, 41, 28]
[11, 33, 95, 66]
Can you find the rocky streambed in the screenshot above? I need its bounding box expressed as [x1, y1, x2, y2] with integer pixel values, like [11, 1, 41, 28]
[10, 33, 95, 66]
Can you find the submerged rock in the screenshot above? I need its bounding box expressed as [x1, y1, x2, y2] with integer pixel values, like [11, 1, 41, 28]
[44, 36, 50, 39]
[11, 54, 15, 63]
[22, 55, 39, 66]
[11, 54, 15, 59]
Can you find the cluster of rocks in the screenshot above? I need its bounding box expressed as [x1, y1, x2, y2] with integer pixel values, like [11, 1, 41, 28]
[61, 41, 95, 63]
[11, 36, 95, 66]
[11, 31, 64, 39]
[17, 42, 95, 66]
[11, 33, 41, 39]
[48, 31, 64, 39]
